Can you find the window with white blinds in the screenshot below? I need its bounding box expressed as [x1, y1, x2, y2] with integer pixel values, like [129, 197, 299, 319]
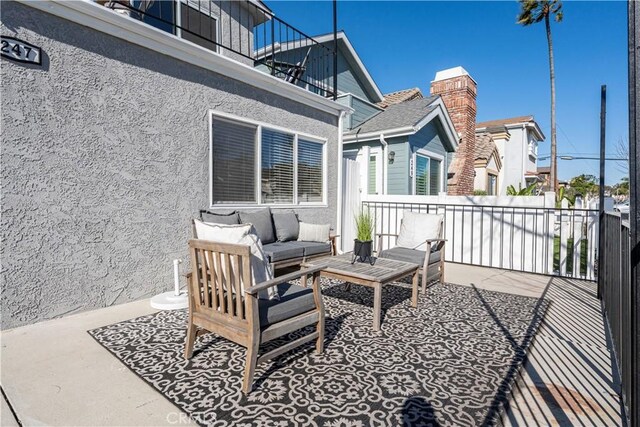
[211, 116, 257, 204]
[414, 152, 442, 196]
[210, 113, 326, 206]
[261, 129, 294, 204]
[430, 159, 441, 195]
[297, 139, 324, 203]
[415, 155, 429, 195]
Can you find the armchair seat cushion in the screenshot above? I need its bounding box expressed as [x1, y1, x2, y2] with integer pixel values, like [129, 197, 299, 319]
[258, 283, 315, 326]
[288, 241, 332, 257]
[379, 247, 441, 266]
[262, 242, 304, 262]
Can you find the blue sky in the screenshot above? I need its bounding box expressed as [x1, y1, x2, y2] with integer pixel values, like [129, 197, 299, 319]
[268, 1, 629, 185]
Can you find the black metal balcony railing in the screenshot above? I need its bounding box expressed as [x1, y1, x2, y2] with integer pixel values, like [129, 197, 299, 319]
[99, 0, 336, 99]
[600, 213, 634, 425]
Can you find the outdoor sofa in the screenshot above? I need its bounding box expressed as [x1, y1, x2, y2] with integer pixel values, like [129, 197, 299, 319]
[198, 208, 336, 271]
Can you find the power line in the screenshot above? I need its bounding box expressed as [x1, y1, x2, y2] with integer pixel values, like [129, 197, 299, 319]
[556, 123, 601, 176]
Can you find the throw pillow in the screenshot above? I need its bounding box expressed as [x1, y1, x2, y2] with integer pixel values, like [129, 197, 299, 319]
[272, 211, 300, 242]
[201, 210, 240, 225]
[396, 211, 443, 251]
[193, 219, 276, 300]
[238, 208, 276, 244]
[297, 222, 331, 243]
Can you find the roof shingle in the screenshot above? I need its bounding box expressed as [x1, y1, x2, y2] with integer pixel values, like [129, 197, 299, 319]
[474, 132, 497, 161]
[377, 88, 424, 109]
[476, 115, 535, 129]
[346, 96, 439, 135]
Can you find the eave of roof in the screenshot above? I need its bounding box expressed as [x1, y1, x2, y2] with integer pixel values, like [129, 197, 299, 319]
[476, 115, 545, 141]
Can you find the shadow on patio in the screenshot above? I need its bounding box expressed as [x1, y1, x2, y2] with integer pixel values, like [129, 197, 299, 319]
[0, 264, 623, 426]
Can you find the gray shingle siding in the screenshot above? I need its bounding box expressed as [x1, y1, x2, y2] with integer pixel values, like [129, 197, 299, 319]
[386, 137, 410, 195]
[336, 94, 381, 131]
[408, 121, 451, 193]
[336, 49, 370, 100]
[351, 96, 382, 129]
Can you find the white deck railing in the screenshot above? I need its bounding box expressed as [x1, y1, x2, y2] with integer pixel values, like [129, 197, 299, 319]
[344, 192, 598, 280]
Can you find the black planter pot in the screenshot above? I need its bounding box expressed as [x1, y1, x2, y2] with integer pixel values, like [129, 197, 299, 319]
[352, 239, 374, 265]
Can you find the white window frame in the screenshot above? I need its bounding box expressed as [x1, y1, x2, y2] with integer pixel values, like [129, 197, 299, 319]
[412, 149, 444, 195]
[487, 172, 498, 196]
[177, 0, 221, 54]
[367, 147, 383, 195]
[208, 110, 328, 208]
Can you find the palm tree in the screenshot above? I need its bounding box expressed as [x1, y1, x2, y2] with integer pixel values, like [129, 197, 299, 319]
[517, 0, 563, 193]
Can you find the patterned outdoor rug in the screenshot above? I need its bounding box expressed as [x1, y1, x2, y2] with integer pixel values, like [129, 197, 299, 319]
[89, 280, 548, 427]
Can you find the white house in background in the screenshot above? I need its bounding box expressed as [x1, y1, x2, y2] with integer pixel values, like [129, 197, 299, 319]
[473, 132, 502, 195]
[475, 116, 545, 195]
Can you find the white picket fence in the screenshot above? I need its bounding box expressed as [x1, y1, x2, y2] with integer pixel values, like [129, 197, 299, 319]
[344, 193, 598, 280]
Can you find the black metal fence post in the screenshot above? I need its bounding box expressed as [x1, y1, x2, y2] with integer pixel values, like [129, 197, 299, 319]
[599, 85, 606, 299]
[270, 18, 275, 76]
[627, 2, 639, 425]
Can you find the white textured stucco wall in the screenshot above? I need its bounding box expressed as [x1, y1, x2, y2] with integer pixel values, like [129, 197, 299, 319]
[474, 167, 487, 192]
[0, 2, 339, 329]
[503, 127, 525, 192]
[525, 132, 538, 174]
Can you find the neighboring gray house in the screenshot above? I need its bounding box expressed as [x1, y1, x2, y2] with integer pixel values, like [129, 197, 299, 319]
[257, 31, 458, 196]
[344, 96, 459, 196]
[0, 0, 350, 329]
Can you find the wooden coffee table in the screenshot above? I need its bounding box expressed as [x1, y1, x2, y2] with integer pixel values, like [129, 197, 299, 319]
[302, 254, 420, 331]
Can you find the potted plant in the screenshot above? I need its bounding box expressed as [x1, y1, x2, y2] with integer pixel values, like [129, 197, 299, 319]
[352, 210, 375, 264]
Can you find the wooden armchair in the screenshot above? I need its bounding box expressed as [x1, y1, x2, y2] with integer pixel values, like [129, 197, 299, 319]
[376, 212, 446, 291]
[185, 239, 325, 394]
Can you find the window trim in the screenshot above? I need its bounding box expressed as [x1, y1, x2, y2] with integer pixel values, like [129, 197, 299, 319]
[412, 149, 444, 195]
[177, 0, 221, 54]
[208, 110, 328, 208]
[487, 172, 498, 196]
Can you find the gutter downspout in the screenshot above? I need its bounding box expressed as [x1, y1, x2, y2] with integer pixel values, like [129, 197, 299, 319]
[336, 111, 347, 254]
[379, 134, 388, 195]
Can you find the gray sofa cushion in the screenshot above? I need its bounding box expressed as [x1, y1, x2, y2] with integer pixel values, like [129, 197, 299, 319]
[200, 210, 240, 225]
[272, 211, 299, 242]
[379, 247, 441, 266]
[262, 242, 304, 262]
[238, 208, 275, 244]
[258, 283, 315, 326]
[288, 241, 331, 257]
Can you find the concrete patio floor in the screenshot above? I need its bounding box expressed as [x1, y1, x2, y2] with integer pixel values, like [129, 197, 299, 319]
[1, 263, 624, 426]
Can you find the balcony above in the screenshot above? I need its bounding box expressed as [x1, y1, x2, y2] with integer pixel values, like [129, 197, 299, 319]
[96, 0, 336, 99]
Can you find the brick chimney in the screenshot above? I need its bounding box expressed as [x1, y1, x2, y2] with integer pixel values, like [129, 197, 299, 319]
[430, 66, 477, 195]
